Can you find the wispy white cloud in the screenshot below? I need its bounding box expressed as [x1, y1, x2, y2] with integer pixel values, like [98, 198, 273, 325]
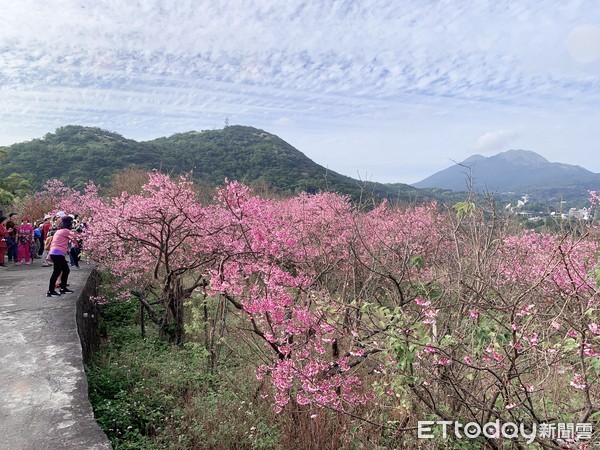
[473, 129, 520, 155]
[1, 0, 599, 183]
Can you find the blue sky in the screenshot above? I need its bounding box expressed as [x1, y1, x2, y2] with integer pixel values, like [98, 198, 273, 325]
[1, 0, 599, 183]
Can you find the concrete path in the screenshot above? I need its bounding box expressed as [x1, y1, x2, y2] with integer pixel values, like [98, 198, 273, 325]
[0, 262, 111, 450]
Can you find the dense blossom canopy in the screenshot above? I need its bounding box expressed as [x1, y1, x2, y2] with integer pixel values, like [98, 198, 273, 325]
[38, 173, 599, 446]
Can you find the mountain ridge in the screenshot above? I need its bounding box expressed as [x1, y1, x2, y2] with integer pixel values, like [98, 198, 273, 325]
[0, 125, 426, 203]
[413, 149, 599, 205]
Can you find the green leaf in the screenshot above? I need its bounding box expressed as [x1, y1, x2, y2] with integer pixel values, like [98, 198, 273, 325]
[453, 201, 476, 217]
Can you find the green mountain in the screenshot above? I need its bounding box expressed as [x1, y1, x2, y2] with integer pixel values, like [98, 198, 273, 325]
[0, 125, 424, 202]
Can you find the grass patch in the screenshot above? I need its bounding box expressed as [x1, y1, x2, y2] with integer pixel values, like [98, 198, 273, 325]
[86, 298, 281, 450]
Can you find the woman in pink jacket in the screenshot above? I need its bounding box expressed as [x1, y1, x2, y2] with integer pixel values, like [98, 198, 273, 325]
[47, 215, 77, 297]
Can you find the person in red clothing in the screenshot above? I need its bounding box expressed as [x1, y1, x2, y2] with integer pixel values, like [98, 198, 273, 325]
[0, 216, 11, 267]
[47, 215, 77, 297]
[16, 217, 34, 265]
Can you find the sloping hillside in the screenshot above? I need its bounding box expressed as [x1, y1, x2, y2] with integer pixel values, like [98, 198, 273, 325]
[0, 125, 423, 202]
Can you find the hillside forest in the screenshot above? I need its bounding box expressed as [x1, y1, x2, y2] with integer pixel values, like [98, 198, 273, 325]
[0, 125, 437, 204]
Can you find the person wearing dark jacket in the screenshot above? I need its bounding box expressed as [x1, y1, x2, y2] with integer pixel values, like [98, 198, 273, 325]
[5, 213, 17, 263]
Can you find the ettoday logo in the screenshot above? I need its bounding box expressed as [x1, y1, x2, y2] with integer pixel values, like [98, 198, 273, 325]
[417, 420, 594, 445]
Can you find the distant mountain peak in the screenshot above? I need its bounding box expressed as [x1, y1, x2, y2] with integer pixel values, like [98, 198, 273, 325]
[414, 149, 599, 200]
[494, 149, 549, 165]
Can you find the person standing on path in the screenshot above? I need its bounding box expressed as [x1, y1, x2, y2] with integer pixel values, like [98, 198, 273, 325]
[47, 215, 76, 297]
[33, 222, 43, 258]
[41, 229, 54, 267]
[5, 213, 18, 263]
[16, 217, 34, 265]
[0, 216, 11, 267]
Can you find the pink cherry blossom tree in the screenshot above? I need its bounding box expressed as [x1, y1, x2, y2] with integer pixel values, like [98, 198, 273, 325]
[81, 172, 215, 343]
[205, 182, 371, 412]
[365, 201, 600, 448]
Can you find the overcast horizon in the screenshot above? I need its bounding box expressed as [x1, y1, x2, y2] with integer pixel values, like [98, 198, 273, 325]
[2, 1, 599, 184]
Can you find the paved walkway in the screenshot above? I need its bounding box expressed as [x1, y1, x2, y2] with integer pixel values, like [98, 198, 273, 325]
[0, 262, 111, 450]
